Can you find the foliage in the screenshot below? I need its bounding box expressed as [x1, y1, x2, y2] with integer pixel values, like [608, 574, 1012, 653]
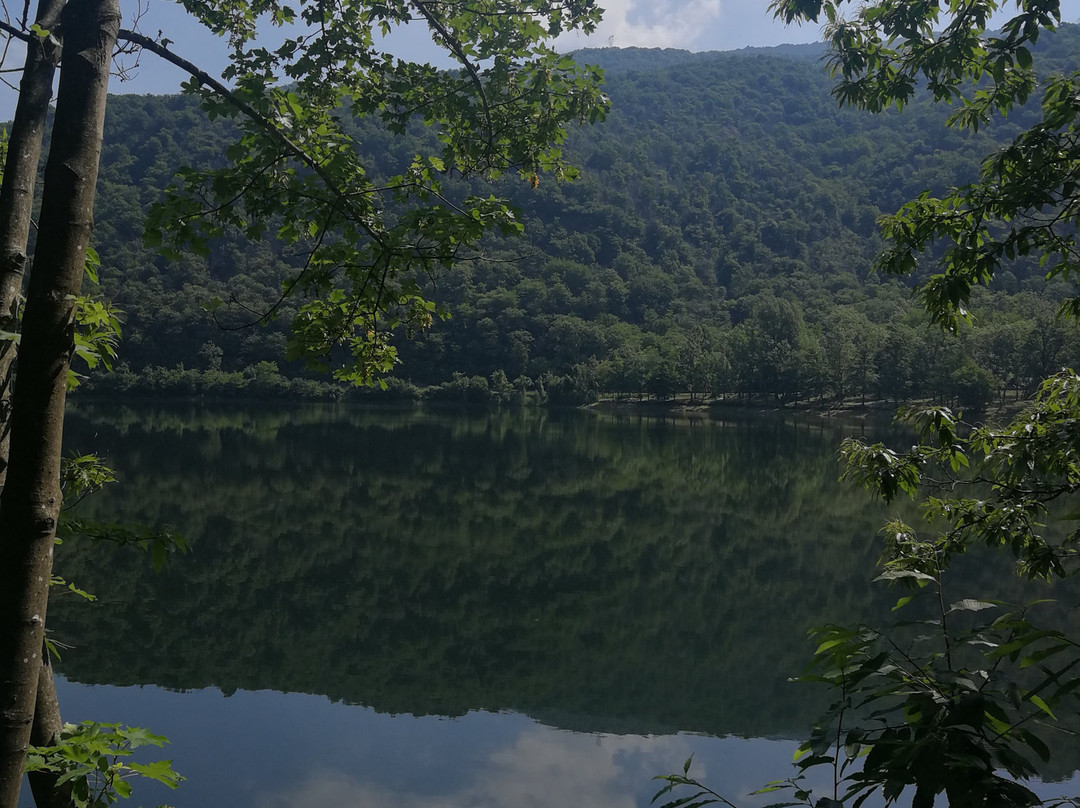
[843, 373, 1080, 580]
[653, 756, 744, 808]
[652, 4, 1080, 807]
[0, 243, 125, 392]
[0, 2, 588, 804]
[24, 722, 181, 808]
[769, 0, 1080, 332]
[57, 520, 188, 574]
[69, 296, 122, 392]
[74, 32, 1080, 404]
[59, 453, 117, 509]
[653, 428, 1080, 806]
[824, 387, 1080, 801]
[766, 4, 1080, 803]
[655, 575, 1080, 808]
[58, 452, 188, 572]
[787, 564, 1080, 808]
[422, 371, 492, 403]
[142, 0, 608, 386]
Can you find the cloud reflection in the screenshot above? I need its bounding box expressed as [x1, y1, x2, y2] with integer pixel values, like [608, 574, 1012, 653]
[259, 727, 693, 808]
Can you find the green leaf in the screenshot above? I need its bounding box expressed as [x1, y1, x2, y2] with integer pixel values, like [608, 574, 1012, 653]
[874, 570, 936, 583]
[947, 599, 996, 613]
[129, 759, 183, 787]
[82, 246, 100, 285]
[1027, 694, 1056, 720]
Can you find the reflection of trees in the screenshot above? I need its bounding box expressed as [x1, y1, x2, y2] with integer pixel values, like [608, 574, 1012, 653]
[50, 406, 1046, 739]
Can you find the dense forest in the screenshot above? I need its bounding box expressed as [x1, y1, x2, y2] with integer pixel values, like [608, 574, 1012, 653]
[77, 27, 1080, 408]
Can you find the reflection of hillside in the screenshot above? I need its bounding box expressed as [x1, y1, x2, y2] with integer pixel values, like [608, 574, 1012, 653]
[50, 406, 1072, 748]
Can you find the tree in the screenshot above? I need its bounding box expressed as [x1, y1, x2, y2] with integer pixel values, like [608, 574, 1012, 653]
[0, 2, 121, 804]
[657, 3, 1080, 807]
[736, 294, 813, 403]
[676, 325, 716, 401]
[770, 0, 1078, 329]
[0, 2, 608, 805]
[767, 0, 1080, 802]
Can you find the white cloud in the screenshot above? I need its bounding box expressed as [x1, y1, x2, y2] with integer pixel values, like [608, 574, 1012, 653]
[559, 0, 728, 50]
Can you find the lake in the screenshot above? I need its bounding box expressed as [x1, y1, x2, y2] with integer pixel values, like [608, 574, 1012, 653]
[28, 403, 1080, 807]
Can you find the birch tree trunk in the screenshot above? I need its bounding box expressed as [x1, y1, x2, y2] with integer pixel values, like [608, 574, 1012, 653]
[0, 0, 119, 800]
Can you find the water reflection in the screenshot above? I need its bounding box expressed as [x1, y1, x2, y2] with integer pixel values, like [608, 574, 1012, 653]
[52, 679, 809, 808]
[55, 404, 909, 737]
[44, 403, 1080, 806]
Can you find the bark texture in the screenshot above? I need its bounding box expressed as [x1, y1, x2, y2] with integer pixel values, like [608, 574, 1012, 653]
[0, 0, 119, 801]
[27, 654, 69, 808]
[0, 0, 65, 492]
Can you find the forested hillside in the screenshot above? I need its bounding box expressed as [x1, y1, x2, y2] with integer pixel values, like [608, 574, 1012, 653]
[80, 28, 1080, 407]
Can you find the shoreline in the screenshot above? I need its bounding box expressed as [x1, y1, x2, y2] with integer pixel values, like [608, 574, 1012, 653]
[586, 394, 1028, 426]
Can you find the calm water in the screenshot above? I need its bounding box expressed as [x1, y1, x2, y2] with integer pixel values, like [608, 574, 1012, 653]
[27, 404, 1080, 807]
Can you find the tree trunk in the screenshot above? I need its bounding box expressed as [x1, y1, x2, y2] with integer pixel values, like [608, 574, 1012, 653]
[0, 15, 68, 799]
[0, 18, 70, 803]
[0, 0, 118, 801]
[27, 653, 69, 808]
[0, 0, 66, 493]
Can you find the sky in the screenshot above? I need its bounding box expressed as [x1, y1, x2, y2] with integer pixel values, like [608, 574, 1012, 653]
[2, 0, 1080, 114]
[106, 0, 844, 98]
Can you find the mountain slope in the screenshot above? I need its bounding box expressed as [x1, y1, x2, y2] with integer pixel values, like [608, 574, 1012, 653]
[78, 30, 1080, 404]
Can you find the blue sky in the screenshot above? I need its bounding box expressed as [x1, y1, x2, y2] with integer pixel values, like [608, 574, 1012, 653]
[2, 0, 1080, 114]
[108, 0, 843, 99]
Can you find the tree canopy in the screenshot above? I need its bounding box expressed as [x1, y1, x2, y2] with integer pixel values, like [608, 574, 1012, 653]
[716, 2, 1080, 804]
[0, 2, 608, 806]
[770, 0, 1080, 330]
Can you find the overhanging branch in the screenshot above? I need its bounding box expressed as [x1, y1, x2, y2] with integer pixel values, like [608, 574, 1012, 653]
[117, 27, 390, 251]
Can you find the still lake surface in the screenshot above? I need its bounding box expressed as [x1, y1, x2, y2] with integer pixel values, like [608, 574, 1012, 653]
[33, 404, 1080, 807]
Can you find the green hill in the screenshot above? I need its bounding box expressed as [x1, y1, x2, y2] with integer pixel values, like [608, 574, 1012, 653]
[75, 31, 1080, 406]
